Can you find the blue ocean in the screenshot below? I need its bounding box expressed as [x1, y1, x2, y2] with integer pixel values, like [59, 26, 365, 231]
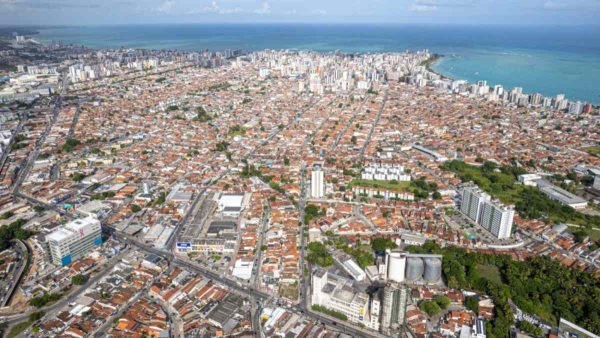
[36, 24, 600, 104]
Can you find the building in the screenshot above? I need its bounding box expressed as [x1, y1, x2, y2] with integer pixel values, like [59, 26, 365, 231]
[460, 184, 514, 239]
[45, 216, 102, 266]
[479, 201, 514, 240]
[460, 185, 491, 224]
[311, 268, 380, 331]
[362, 163, 411, 182]
[536, 179, 588, 209]
[381, 284, 408, 334]
[311, 164, 324, 198]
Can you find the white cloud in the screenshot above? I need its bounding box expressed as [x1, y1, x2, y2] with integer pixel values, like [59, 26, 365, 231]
[543, 1, 567, 9]
[198, 0, 242, 14]
[157, 0, 175, 12]
[284, 8, 297, 15]
[410, 3, 438, 11]
[254, 0, 271, 14]
[312, 9, 327, 15]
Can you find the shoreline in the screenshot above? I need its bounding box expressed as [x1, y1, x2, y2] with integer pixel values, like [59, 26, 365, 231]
[422, 53, 452, 81]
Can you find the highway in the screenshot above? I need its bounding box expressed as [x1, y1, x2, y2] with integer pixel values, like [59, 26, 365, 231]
[1, 248, 131, 327]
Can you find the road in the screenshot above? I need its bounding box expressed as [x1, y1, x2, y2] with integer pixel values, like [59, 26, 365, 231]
[0, 240, 29, 307]
[332, 94, 368, 151]
[250, 206, 270, 289]
[1, 248, 130, 327]
[116, 229, 382, 337]
[359, 88, 388, 159]
[12, 95, 62, 195]
[0, 115, 26, 176]
[91, 275, 155, 337]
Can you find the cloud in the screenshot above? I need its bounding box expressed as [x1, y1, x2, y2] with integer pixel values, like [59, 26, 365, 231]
[409, 0, 476, 11]
[284, 8, 297, 15]
[542, 0, 567, 9]
[410, 3, 438, 11]
[254, 0, 271, 14]
[312, 9, 327, 15]
[196, 0, 242, 14]
[157, 0, 175, 12]
[0, 0, 102, 10]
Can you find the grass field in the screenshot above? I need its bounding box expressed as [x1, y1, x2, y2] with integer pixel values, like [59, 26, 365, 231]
[349, 179, 412, 192]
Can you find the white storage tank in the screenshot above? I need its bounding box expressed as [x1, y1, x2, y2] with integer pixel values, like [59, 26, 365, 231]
[387, 251, 406, 282]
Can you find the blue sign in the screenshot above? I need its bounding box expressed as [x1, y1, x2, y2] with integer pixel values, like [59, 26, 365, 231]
[177, 242, 191, 248]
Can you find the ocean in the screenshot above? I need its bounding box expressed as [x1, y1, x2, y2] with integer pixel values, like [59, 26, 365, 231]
[35, 24, 600, 104]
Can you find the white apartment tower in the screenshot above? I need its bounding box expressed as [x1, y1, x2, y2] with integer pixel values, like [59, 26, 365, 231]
[311, 163, 325, 198]
[460, 184, 514, 240]
[460, 186, 491, 224]
[480, 201, 514, 240]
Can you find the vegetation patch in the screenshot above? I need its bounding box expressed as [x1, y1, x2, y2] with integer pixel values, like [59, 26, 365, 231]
[407, 242, 600, 336]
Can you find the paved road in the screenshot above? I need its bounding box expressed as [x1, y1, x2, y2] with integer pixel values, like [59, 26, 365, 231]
[1, 248, 130, 327]
[332, 94, 368, 151]
[359, 88, 388, 159]
[12, 95, 62, 195]
[0, 115, 26, 176]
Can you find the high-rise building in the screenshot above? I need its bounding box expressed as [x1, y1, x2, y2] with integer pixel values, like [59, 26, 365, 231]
[460, 185, 491, 224]
[460, 184, 514, 239]
[45, 216, 102, 266]
[479, 201, 514, 239]
[381, 284, 408, 334]
[310, 163, 324, 198]
[568, 101, 584, 115]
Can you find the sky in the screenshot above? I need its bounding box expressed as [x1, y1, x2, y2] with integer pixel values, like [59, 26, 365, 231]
[0, 0, 599, 26]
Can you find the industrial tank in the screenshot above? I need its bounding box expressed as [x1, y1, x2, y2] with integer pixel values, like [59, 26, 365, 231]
[423, 258, 442, 283]
[387, 252, 406, 282]
[405, 257, 424, 282]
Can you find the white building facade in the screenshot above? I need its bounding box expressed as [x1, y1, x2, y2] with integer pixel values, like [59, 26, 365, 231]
[45, 216, 102, 266]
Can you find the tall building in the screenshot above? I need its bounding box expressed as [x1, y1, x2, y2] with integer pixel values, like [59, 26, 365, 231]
[311, 163, 324, 198]
[479, 201, 514, 239]
[460, 184, 514, 239]
[381, 284, 408, 334]
[45, 216, 102, 266]
[311, 269, 380, 331]
[460, 185, 491, 224]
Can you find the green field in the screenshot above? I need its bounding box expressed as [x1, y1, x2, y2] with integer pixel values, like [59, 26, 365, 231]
[583, 146, 600, 157]
[349, 179, 412, 192]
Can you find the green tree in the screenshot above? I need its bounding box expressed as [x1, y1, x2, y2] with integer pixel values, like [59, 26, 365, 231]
[71, 274, 87, 285]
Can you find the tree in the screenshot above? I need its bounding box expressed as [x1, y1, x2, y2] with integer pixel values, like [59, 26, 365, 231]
[434, 295, 451, 310]
[29, 311, 45, 322]
[419, 300, 442, 316]
[71, 274, 87, 285]
[371, 237, 397, 252]
[131, 204, 142, 213]
[465, 296, 479, 314]
[432, 191, 442, 199]
[284, 157, 290, 166]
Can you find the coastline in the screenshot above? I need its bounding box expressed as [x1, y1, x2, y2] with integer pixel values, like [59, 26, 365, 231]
[421, 53, 452, 81]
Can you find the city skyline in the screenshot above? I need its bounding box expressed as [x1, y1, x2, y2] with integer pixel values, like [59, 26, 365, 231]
[1, 0, 600, 25]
